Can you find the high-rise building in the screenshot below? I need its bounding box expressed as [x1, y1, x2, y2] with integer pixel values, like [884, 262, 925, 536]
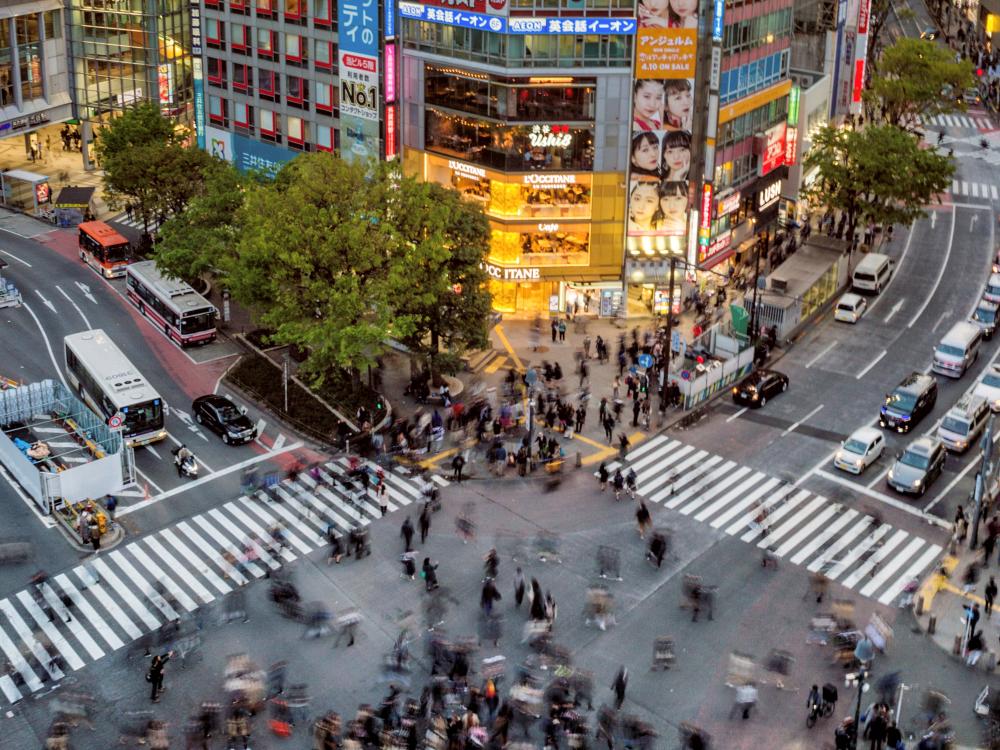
[398, 2, 636, 316]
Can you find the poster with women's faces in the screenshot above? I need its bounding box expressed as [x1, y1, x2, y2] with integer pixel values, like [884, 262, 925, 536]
[627, 0, 698, 243]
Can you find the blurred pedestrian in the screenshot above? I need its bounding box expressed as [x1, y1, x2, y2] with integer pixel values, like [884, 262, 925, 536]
[422, 558, 439, 591]
[986, 576, 997, 616]
[419, 504, 431, 544]
[401, 517, 414, 552]
[598, 461, 609, 492]
[267, 660, 287, 698]
[636, 501, 651, 539]
[611, 667, 628, 709]
[513, 566, 526, 608]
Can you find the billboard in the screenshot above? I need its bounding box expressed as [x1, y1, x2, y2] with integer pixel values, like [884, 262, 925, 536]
[206, 126, 233, 163]
[626, 0, 698, 254]
[338, 0, 380, 162]
[851, 0, 872, 113]
[232, 133, 295, 176]
[397, 3, 635, 33]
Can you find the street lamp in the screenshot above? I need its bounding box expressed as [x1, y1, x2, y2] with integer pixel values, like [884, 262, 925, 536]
[848, 637, 876, 749]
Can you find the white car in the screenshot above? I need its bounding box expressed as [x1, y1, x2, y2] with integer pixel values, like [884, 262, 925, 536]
[974, 364, 1000, 412]
[834, 426, 885, 474]
[834, 293, 868, 324]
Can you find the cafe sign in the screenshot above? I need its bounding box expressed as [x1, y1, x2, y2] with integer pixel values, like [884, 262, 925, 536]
[482, 262, 542, 282]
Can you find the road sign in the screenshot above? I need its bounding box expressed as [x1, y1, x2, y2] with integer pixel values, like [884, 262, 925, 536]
[107, 413, 125, 429]
[637, 353, 654, 369]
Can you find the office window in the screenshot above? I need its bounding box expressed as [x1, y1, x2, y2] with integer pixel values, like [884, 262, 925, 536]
[233, 63, 252, 92]
[315, 39, 334, 69]
[316, 125, 336, 152]
[257, 28, 278, 58]
[286, 34, 308, 66]
[231, 0, 249, 13]
[209, 95, 228, 125]
[207, 57, 226, 87]
[231, 24, 249, 52]
[43, 10, 61, 39]
[258, 68, 280, 101]
[315, 82, 335, 113]
[256, 0, 277, 18]
[207, 18, 224, 49]
[285, 0, 306, 23]
[205, 0, 224, 7]
[313, 0, 333, 27]
[287, 75, 307, 107]
[234, 102, 253, 128]
[260, 109, 280, 142]
[16, 16, 42, 102]
[287, 115, 306, 147]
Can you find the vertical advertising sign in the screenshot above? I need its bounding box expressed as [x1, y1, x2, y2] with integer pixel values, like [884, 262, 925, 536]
[338, 0, 380, 162]
[851, 0, 872, 113]
[833, 0, 860, 116]
[190, 0, 205, 149]
[626, 0, 698, 256]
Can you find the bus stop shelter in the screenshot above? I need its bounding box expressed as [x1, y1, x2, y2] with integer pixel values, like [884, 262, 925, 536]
[1, 169, 52, 216]
[54, 186, 96, 227]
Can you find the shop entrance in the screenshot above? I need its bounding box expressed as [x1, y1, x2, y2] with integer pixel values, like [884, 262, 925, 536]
[489, 279, 558, 315]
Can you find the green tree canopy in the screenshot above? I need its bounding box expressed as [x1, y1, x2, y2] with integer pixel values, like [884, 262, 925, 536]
[803, 124, 954, 243]
[95, 103, 213, 238]
[864, 37, 975, 128]
[198, 153, 491, 385]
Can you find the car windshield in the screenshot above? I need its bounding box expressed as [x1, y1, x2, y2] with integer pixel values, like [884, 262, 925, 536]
[843, 439, 868, 454]
[975, 307, 997, 324]
[837, 303, 855, 311]
[941, 416, 970, 435]
[899, 450, 930, 470]
[886, 390, 917, 412]
[218, 405, 241, 421]
[982, 374, 1000, 388]
[937, 344, 965, 357]
[856, 272, 876, 281]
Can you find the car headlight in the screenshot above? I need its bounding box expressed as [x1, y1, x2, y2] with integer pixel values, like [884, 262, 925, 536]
[956, 439, 967, 449]
[751, 393, 759, 400]
[888, 470, 895, 481]
[855, 459, 864, 468]
[913, 478, 922, 488]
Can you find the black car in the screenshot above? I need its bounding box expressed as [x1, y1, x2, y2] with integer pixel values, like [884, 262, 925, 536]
[192, 394, 257, 445]
[879, 372, 937, 433]
[731, 369, 789, 407]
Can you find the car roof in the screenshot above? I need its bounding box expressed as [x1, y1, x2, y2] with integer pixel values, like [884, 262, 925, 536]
[893, 372, 934, 394]
[906, 436, 941, 453]
[195, 394, 233, 407]
[850, 426, 882, 442]
[990, 273, 1000, 285]
[838, 293, 863, 305]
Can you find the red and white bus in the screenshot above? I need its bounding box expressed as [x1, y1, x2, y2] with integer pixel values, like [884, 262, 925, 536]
[125, 261, 219, 347]
[78, 220, 131, 278]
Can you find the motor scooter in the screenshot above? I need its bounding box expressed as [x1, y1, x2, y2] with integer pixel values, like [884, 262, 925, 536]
[173, 448, 199, 479]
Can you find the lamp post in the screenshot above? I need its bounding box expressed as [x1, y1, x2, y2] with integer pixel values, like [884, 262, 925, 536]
[747, 220, 764, 346]
[849, 638, 876, 749]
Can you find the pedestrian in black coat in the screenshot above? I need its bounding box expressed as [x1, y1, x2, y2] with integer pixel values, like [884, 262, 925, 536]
[513, 567, 525, 607]
[611, 667, 628, 710]
[148, 651, 173, 702]
[401, 517, 414, 552]
[529, 579, 546, 620]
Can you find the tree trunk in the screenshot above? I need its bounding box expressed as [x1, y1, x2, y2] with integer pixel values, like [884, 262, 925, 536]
[428, 328, 440, 385]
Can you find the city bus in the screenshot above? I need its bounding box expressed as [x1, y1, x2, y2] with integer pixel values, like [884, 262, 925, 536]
[125, 261, 219, 347]
[64, 329, 167, 447]
[78, 220, 131, 278]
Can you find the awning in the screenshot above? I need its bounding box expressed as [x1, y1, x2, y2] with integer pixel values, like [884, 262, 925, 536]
[55, 186, 95, 208]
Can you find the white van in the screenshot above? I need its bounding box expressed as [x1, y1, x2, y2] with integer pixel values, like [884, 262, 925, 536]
[932, 321, 982, 378]
[937, 395, 990, 452]
[852, 253, 894, 294]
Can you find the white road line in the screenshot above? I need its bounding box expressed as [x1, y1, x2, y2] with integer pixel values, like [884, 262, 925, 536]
[16, 591, 87, 671]
[972, 183, 980, 198]
[157, 529, 231, 595]
[90, 557, 160, 630]
[908, 206, 954, 328]
[175, 521, 248, 585]
[856, 350, 887, 379]
[931, 308, 950, 332]
[961, 181, 969, 194]
[191, 514, 266, 578]
[641, 450, 708, 497]
[678, 466, 754, 516]
[256, 490, 327, 544]
[815, 469, 950, 528]
[992, 186, 999, 201]
[0, 248, 30, 266]
[211, 506, 285, 568]
[54, 285, 91, 328]
[0, 598, 64, 681]
[726, 407, 748, 423]
[789, 509, 859, 565]
[923, 446, 983, 512]
[53, 574, 124, 651]
[859, 537, 926, 597]
[133, 467, 164, 495]
[272, 433, 287, 451]
[725, 484, 799, 537]
[757, 496, 827, 547]
[110, 549, 184, 619]
[826, 525, 891, 580]
[952, 179, 961, 193]
[805, 341, 838, 369]
[239, 498, 313, 554]
[618, 434, 672, 463]
[807, 516, 875, 572]
[626, 439, 686, 475]
[661, 459, 735, 507]
[877, 544, 943, 605]
[694, 474, 776, 523]
[841, 528, 907, 587]
[36, 584, 104, 661]
[0, 620, 42, 693]
[21, 302, 68, 389]
[143, 536, 215, 604]
[647, 454, 723, 502]
[224, 501, 296, 564]
[709, 478, 783, 529]
[71, 567, 143, 640]
[773, 505, 841, 558]
[784, 404, 824, 435]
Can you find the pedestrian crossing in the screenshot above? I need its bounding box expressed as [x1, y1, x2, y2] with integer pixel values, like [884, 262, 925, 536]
[108, 212, 166, 233]
[922, 113, 994, 130]
[601, 435, 942, 606]
[0, 457, 445, 706]
[947, 179, 999, 200]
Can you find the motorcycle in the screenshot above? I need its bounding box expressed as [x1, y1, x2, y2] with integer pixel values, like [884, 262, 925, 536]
[173, 447, 198, 479]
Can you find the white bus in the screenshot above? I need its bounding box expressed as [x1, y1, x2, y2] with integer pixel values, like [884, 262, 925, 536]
[64, 329, 167, 447]
[125, 261, 218, 347]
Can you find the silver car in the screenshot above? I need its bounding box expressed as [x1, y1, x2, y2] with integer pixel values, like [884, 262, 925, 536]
[887, 437, 946, 496]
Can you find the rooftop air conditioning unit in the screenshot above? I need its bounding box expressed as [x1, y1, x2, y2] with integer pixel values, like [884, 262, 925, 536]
[770, 276, 788, 293]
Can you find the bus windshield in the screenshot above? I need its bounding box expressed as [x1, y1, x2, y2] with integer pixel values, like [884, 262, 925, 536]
[104, 242, 131, 263]
[181, 311, 216, 335]
[123, 400, 163, 435]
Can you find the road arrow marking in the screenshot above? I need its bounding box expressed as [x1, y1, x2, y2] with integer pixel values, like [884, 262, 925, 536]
[34, 289, 56, 314]
[930, 212, 937, 229]
[883, 298, 906, 323]
[172, 408, 193, 425]
[971, 213, 980, 231]
[74, 281, 97, 305]
[55, 285, 92, 328]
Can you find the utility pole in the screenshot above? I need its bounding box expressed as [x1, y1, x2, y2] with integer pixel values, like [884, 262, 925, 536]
[663, 256, 678, 379]
[748, 235, 764, 345]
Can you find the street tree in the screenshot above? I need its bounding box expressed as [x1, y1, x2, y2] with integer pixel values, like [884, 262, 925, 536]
[864, 37, 975, 129]
[154, 159, 248, 282]
[387, 175, 492, 379]
[865, 0, 914, 76]
[803, 124, 954, 245]
[228, 154, 405, 386]
[95, 103, 213, 242]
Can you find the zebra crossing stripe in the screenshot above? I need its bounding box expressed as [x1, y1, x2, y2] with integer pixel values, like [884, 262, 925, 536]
[725, 484, 799, 538]
[0, 598, 65, 681]
[841, 528, 908, 588]
[615, 434, 673, 465]
[71, 567, 142, 640]
[704, 477, 782, 527]
[755, 495, 827, 548]
[176, 521, 249, 585]
[680, 466, 754, 516]
[110, 549, 184, 620]
[238, 498, 313, 554]
[972, 183, 980, 197]
[788, 509, 858, 565]
[246, 493, 323, 547]
[826, 524, 891, 580]
[191, 514, 266, 579]
[643, 449, 708, 497]
[223, 502, 296, 565]
[36, 584, 104, 661]
[661, 460, 735, 508]
[159, 529, 232, 595]
[877, 544, 942, 605]
[806, 516, 872, 572]
[628, 439, 687, 475]
[0, 620, 41, 693]
[143, 536, 215, 604]
[15, 591, 87, 671]
[953, 179, 961, 193]
[53, 573, 124, 651]
[992, 186, 998, 201]
[770, 504, 841, 558]
[89, 558, 160, 630]
[859, 537, 926, 598]
[206, 507, 280, 570]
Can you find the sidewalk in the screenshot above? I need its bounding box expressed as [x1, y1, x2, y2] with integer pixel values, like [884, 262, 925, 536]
[913, 533, 1000, 673]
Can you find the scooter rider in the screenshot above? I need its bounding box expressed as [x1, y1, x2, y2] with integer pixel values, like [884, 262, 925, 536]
[174, 444, 195, 477]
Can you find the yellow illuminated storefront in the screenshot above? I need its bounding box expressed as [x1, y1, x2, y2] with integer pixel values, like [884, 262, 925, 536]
[406, 148, 624, 314]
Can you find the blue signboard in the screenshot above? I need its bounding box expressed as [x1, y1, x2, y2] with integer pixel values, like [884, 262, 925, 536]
[338, 0, 380, 162]
[385, 0, 396, 38]
[232, 133, 295, 176]
[637, 353, 654, 369]
[398, 3, 636, 34]
[712, 0, 724, 41]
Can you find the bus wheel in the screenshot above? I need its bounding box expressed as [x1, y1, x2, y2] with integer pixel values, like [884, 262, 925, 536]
[138, 303, 145, 316]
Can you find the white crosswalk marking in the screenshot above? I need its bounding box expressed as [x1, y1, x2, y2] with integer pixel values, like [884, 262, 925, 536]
[600, 439, 944, 604]
[972, 183, 980, 197]
[0, 466, 444, 706]
[992, 186, 999, 200]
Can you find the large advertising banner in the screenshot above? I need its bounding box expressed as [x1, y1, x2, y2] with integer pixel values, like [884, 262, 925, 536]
[626, 0, 698, 254]
[338, 0, 380, 162]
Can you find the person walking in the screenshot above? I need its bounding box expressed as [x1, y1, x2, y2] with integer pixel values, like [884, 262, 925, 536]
[551, 319, 558, 343]
[730, 682, 758, 720]
[558, 319, 567, 342]
[226, 700, 252, 750]
[603, 415, 615, 444]
[955, 505, 970, 543]
[611, 666, 628, 710]
[636, 501, 651, 539]
[987, 576, 997, 616]
[598, 461, 609, 492]
[513, 566, 525, 608]
[451, 453, 466, 482]
[104, 495, 117, 524]
[401, 517, 414, 552]
[422, 558, 439, 591]
[147, 651, 173, 702]
[419, 504, 431, 544]
[529, 578, 545, 621]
